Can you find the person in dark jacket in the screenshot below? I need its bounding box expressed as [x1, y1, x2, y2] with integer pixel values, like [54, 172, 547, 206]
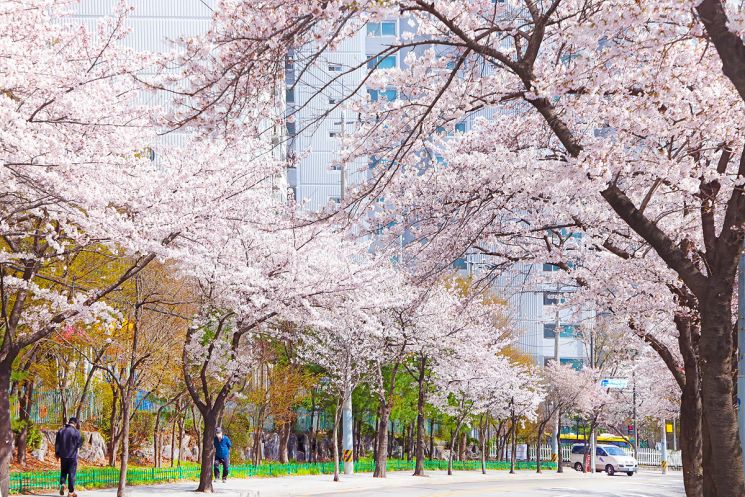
[55, 417, 83, 497]
[213, 427, 232, 482]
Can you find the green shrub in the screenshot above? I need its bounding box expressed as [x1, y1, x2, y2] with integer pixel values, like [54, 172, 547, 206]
[11, 419, 42, 450]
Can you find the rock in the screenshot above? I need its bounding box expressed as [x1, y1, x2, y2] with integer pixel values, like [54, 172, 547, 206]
[298, 434, 309, 454]
[131, 447, 154, 463]
[288, 433, 297, 460]
[31, 435, 49, 461]
[37, 429, 108, 465]
[79, 431, 107, 464]
[264, 432, 279, 461]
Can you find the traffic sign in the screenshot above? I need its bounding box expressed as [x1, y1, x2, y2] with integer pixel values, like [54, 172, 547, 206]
[600, 378, 628, 389]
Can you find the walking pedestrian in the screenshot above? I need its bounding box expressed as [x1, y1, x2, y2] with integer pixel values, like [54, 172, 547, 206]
[213, 427, 232, 483]
[55, 417, 83, 497]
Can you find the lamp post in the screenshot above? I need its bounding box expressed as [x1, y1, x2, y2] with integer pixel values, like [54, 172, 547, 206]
[551, 305, 560, 468]
[339, 110, 353, 475]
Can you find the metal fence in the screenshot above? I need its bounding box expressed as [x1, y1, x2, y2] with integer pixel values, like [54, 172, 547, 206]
[9, 459, 552, 494]
[524, 444, 682, 469]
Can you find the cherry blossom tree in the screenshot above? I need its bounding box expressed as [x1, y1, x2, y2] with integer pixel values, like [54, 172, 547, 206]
[0, 2, 290, 493]
[534, 361, 599, 473]
[296, 269, 402, 481]
[180, 218, 402, 490]
[172, 1, 745, 495]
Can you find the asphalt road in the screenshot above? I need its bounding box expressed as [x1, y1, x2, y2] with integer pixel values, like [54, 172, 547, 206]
[83, 469, 684, 497]
[292, 472, 684, 497]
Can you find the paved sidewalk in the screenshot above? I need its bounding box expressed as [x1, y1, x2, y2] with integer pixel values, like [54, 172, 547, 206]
[75, 469, 684, 497]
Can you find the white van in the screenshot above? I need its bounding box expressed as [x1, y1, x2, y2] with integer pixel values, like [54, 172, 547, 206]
[569, 443, 638, 476]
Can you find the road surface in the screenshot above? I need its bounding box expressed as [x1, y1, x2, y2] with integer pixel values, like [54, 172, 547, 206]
[83, 469, 684, 497]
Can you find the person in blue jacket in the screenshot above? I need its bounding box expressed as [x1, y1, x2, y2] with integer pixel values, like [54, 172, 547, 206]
[55, 417, 83, 497]
[213, 427, 232, 482]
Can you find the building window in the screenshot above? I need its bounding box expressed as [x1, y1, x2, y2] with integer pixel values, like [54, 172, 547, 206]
[543, 261, 576, 271]
[368, 88, 398, 102]
[329, 196, 341, 204]
[453, 258, 468, 270]
[328, 97, 340, 104]
[286, 121, 297, 137]
[329, 130, 340, 138]
[543, 291, 565, 306]
[286, 88, 295, 103]
[367, 21, 397, 37]
[455, 122, 466, 133]
[367, 55, 396, 70]
[543, 357, 584, 370]
[328, 63, 343, 72]
[543, 324, 578, 338]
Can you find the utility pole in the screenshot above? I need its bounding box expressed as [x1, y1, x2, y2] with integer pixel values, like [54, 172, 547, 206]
[738, 240, 745, 476]
[339, 111, 346, 202]
[339, 110, 353, 475]
[590, 325, 596, 476]
[551, 305, 560, 468]
[632, 371, 638, 458]
[660, 419, 668, 475]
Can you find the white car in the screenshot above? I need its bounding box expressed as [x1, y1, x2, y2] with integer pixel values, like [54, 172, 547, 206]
[569, 443, 638, 476]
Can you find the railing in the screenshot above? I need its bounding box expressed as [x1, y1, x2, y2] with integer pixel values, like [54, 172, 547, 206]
[524, 444, 682, 469]
[623, 448, 682, 469]
[9, 459, 554, 494]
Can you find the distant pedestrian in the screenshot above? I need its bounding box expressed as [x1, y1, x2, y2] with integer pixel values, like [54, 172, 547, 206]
[213, 427, 232, 483]
[55, 417, 83, 497]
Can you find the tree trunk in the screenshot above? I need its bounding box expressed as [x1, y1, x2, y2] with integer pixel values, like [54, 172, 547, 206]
[458, 432, 468, 461]
[170, 416, 176, 467]
[309, 392, 316, 463]
[699, 289, 745, 497]
[676, 313, 702, 497]
[509, 415, 517, 474]
[555, 409, 563, 473]
[108, 385, 121, 466]
[479, 415, 487, 475]
[15, 377, 34, 465]
[251, 407, 265, 467]
[191, 407, 202, 462]
[153, 404, 166, 468]
[680, 375, 703, 497]
[387, 422, 396, 459]
[447, 419, 464, 476]
[196, 412, 217, 492]
[332, 398, 342, 482]
[429, 418, 435, 461]
[251, 423, 263, 466]
[0, 356, 16, 497]
[116, 392, 131, 497]
[354, 418, 361, 461]
[177, 411, 185, 467]
[373, 403, 390, 477]
[536, 420, 548, 474]
[372, 416, 378, 462]
[278, 423, 290, 464]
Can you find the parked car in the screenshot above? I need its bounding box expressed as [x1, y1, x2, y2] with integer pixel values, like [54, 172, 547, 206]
[570, 443, 638, 476]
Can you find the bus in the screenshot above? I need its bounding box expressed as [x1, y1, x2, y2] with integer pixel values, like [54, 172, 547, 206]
[559, 433, 633, 449]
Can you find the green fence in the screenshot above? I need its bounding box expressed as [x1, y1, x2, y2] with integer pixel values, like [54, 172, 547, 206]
[10, 459, 555, 494]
